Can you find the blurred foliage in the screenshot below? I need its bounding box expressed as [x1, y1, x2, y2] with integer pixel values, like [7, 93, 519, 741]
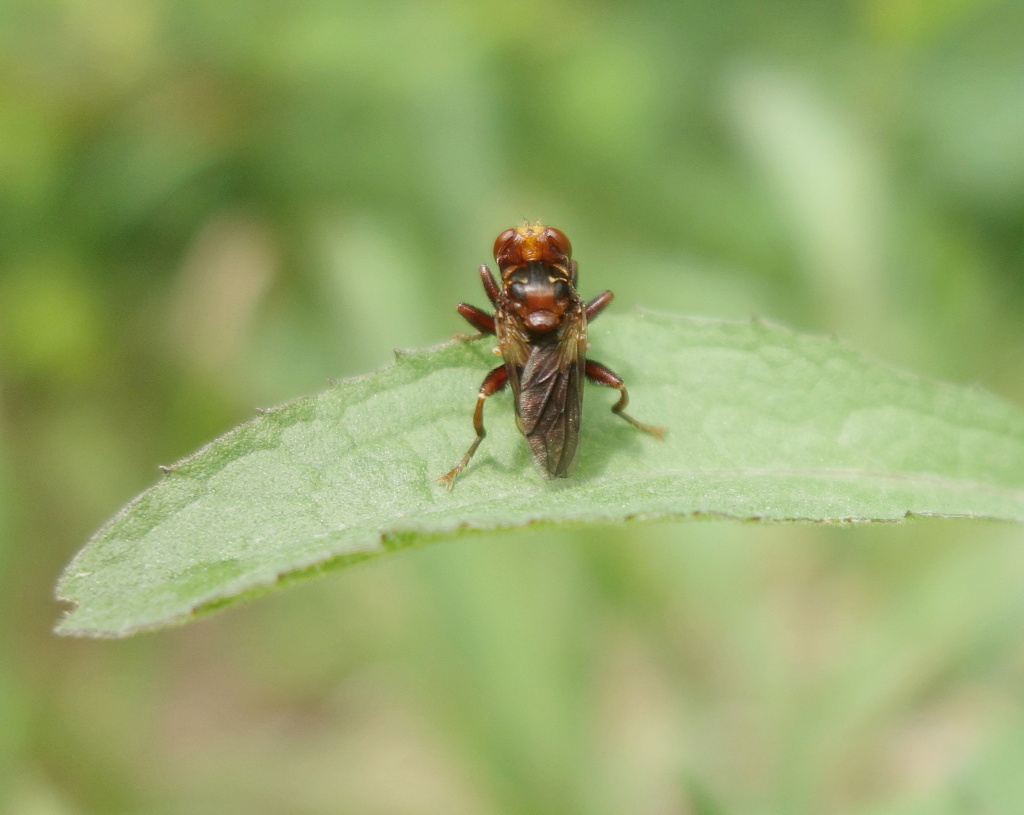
[2, 0, 1024, 812]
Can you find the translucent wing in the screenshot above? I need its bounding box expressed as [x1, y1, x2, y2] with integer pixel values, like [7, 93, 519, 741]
[513, 305, 587, 478]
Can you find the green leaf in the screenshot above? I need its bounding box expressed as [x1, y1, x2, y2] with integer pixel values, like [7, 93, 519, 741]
[55, 311, 1024, 637]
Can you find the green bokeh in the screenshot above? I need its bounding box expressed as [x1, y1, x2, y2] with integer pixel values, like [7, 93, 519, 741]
[3, 0, 1024, 812]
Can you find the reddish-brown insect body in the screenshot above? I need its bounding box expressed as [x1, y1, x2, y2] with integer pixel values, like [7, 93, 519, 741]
[438, 222, 664, 488]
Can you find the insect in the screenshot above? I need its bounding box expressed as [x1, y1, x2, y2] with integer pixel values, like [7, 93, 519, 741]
[438, 221, 665, 488]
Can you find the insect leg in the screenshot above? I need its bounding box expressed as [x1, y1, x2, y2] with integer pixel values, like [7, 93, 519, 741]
[585, 360, 666, 439]
[438, 365, 509, 489]
[455, 303, 496, 337]
[585, 291, 614, 321]
[479, 264, 501, 307]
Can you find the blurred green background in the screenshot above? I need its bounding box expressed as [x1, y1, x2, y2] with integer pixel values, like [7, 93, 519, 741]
[3, 0, 1024, 812]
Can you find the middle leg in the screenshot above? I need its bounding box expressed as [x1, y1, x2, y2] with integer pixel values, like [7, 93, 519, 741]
[454, 302, 496, 340]
[585, 290, 614, 321]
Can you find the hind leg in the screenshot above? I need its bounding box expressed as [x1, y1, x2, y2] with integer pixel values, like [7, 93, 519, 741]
[585, 360, 666, 439]
[438, 365, 509, 489]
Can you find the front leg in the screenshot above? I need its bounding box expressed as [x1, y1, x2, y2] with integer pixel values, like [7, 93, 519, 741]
[585, 359, 666, 438]
[479, 264, 501, 307]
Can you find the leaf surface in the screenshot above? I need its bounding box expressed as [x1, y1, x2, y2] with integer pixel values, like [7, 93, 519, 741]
[56, 312, 1024, 636]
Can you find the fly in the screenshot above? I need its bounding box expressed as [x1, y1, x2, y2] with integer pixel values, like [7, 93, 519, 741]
[438, 222, 665, 488]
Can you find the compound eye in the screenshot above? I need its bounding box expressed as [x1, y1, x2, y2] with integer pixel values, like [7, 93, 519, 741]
[492, 228, 518, 261]
[508, 281, 527, 301]
[544, 227, 572, 258]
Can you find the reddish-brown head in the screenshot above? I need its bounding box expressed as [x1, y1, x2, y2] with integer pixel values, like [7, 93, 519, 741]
[492, 222, 572, 274]
[492, 222, 576, 334]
